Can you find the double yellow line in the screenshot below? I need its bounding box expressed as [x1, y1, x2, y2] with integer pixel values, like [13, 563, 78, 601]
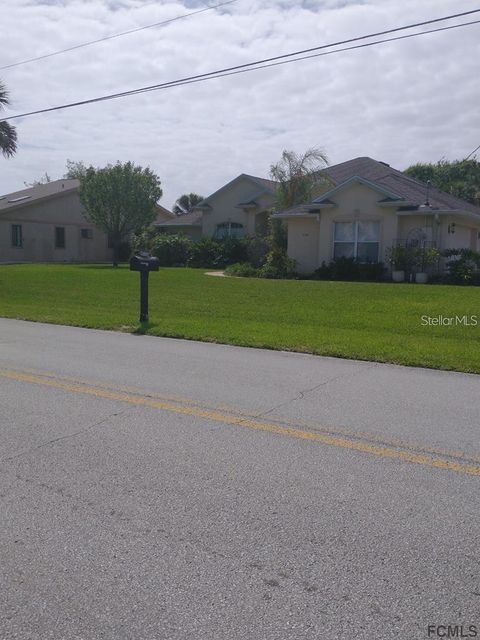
[1, 367, 480, 477]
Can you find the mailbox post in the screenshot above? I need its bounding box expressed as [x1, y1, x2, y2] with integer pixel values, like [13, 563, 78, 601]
[129, 252, 160, 323]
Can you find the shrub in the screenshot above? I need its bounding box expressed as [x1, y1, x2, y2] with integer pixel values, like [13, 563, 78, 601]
[224, 262, 259, 277]
[311, 261, 332, 280]
[411, 247, 441, 272]
[221, 237, 249, 265]
[312, 257, 385, 282]
[188, 238, 224, 268]
[245, 236, 269, 268]
[149, 234, 192, 266]
[385, 245, 412, 271]
[258, 249, 296, 279]
[442, 248, 480, 285]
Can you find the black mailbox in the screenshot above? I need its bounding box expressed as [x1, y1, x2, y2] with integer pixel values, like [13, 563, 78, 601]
[130, 252, 160, 322]
[130, 252, 160, 272]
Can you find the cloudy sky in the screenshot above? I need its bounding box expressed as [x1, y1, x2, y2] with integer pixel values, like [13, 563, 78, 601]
[1, 0, 479, 209]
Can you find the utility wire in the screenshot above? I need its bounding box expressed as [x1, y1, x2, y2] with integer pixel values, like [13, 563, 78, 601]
[3, 10, 479, 122]
[465, 144, 480, 160]
[0, 0, 240, 71]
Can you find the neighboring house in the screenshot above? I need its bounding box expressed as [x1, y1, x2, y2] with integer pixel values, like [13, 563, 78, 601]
[273, 157, 480, 274]
[155, 173, 278, 241]
[0, 180, 174, 263]
[0, 179, 112, 263]
[154, 204, 175, 224]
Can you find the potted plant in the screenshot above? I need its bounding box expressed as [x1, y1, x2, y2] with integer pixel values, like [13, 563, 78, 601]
[385, 245, 409, 282]
[413, 247, 440, 284]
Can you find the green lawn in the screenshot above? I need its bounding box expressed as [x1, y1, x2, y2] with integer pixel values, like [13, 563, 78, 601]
[1, 264, 479, 373]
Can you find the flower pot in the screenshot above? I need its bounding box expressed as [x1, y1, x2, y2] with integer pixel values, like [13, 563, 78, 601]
[392, 270, 405, 283]
[415, 272, 428, 284]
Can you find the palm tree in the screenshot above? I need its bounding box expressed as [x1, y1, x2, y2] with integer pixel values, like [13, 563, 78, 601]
[173, 192, 204, 215]
[270, 147, 329, 209]
[0, 81, 18, 158]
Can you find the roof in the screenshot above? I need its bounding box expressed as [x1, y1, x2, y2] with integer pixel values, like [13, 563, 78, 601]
[320, 157, 480, 216]
[242, 174, 278, 194]
[274, 157, 480, 219]
[154, 204, 174, 223]
[194, 173, 278, 210]
[155, 210, 202, 227]
[0, 179, 80, 213]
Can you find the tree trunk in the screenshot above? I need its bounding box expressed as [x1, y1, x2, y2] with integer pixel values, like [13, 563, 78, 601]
[112, 231, 121, 267]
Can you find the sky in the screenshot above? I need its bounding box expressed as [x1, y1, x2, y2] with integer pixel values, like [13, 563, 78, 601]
[1, 0, 479, 210]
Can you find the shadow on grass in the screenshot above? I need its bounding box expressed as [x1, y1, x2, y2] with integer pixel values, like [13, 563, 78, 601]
[79, 264, 130, 270]
[132, 321, 158, 335]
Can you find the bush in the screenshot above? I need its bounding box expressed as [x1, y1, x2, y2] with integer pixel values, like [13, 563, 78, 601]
[245, 236, 269, 268]
[188, 238, 224, 268]
[312, 257, 385, 282]
[188, 238, 251, 268]
[442, 248, 480, 285]
[221, 238, 249, 265]
[224, 262, 259, 277]
[149, 234, 192, 266]
[258, 249, 296, 279]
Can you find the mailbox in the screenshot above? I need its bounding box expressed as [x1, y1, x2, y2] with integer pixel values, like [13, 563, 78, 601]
[130, 252, 160, 322]
[130, 252, 160, 272]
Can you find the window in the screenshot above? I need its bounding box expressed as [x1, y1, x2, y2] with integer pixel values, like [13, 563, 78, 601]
[214, 222, 245, 239]
[55, 226, 66, 249]
[333, 221, 379, 263]
[11, 224, 23, 248]
[81, 228, 93, 239]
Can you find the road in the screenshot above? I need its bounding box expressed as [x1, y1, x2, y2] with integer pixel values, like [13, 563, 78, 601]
[0, 318, 479, 640]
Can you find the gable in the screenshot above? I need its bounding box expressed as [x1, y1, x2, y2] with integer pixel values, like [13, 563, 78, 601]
[198, 174, 276, 209]
[313, 176, 404, 206]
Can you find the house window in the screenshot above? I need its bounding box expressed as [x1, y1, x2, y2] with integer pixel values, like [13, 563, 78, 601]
[11, 224, 23, 247]
[333, 221, 379, 263]
[55, 226, 66, 249]
[81, 228, 93, 239]
[214, 222, 245, 239]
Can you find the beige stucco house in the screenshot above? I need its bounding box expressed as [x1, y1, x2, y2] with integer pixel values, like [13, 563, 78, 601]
[0, 179, 173, 263]
[156, 173, 278, 240]
[273, 157, 480, 274]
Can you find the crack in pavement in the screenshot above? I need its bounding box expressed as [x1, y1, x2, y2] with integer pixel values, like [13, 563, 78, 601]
[1, 408, 132, 463]
[251, 363, 379, 422]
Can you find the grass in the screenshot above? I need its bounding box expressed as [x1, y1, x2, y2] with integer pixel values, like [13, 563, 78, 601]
[0, 264, 479, 373]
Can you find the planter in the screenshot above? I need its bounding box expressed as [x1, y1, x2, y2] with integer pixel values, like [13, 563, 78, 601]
[415, 272, 428, 284]
[392, 270, 405, 283]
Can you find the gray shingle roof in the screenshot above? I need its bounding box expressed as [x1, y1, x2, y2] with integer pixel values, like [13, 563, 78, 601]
[242, 174, 278, 194]
[0, 179, 80, 213]
[156, 210, 202, 226]
[321, 157, 480, 216]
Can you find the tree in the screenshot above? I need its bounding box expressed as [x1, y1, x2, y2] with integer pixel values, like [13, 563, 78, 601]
[24, 172, 52, 187]
[0, 80, 18, 158]
[270, 147, 329, 210]
[173, 192, 204, 215]
[79, 161, 162, 267]
[64, 159, 89, 180]
[405, 159, 480, 206]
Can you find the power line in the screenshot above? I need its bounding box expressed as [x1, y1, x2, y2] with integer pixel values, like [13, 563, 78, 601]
[3, 10, 480, 122]
[0, 0, 240, 71]
[465, 144, 480, 160]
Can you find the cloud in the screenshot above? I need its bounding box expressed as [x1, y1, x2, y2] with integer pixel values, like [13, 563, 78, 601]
[1, 0, 479, 209]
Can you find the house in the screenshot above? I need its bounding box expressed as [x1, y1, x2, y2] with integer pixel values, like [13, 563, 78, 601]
[273, 157, 480, 274]
[0, 180, 174, 263]
[155, 173, 278, 241]
[154, 204, 175, 224]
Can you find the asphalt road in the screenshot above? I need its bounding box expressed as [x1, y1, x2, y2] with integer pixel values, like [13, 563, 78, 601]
[1, 318, 479, 640]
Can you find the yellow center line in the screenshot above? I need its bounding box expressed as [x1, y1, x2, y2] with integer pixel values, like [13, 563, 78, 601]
[1, 368, 480, 477]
